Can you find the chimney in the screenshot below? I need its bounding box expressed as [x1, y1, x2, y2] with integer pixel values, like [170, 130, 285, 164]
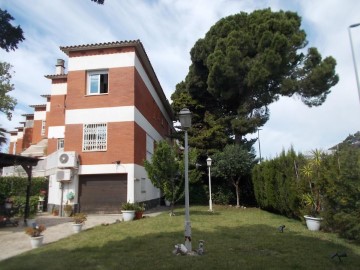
[55, 59, 65, 75]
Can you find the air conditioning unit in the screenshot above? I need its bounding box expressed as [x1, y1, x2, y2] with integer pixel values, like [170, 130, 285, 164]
[58, 151, 78, 168]
[56, 169, 72, 182]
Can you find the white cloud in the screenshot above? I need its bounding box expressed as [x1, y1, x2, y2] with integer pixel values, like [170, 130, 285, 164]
[0, 0, 359, 158]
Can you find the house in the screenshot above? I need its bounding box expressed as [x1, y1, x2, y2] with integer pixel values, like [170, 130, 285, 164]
[7, 40, 174, 214]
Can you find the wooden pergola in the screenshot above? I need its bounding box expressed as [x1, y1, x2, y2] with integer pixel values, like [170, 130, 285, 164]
[0, 153, 40, 225]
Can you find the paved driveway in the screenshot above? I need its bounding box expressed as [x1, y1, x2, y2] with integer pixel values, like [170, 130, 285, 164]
[0, 207, 166, 261]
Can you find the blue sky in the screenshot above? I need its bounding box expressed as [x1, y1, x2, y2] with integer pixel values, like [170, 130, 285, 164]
[1, 0, 360, 159]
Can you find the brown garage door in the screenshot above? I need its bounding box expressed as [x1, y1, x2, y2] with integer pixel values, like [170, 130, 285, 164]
[79, 174, 127, 214]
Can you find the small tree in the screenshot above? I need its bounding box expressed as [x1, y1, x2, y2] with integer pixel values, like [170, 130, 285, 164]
[144, 140, 183, 215]
[299, 149, 326, 217]
[212, 144, 256, 207]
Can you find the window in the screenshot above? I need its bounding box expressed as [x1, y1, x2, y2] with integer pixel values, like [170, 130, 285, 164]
[146, 134, 154, 161]
[82, 123, 107, 151]
[87, 70, 108, 95]
[141, 178, 146, 193]
[41, 120, 46, 136]
[57, 138, 64, 150]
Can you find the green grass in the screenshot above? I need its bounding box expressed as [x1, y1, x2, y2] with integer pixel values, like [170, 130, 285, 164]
[1, 206, 360, 269]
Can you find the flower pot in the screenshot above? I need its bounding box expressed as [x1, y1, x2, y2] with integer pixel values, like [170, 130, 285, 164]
[30, 235, 44, 248]
[72, 223, 83, 233]
[165, 200, 171, 207]
[135, 211, 144, 220]
[5, 202, 13, 209]
[122, 210, 135, 221]
[304, 215, 323, 231]
[26, 219, 36, 227]
[64, 210, 72, 217]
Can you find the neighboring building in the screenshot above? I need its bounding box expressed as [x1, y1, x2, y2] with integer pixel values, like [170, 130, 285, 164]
[7, 40, 174, 214]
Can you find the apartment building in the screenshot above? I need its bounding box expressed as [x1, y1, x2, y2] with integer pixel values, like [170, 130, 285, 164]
[8, 40, 174, 214]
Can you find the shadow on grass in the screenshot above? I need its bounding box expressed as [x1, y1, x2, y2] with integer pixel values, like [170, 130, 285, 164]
[1, 221, 359, 270]
[172, 209, 221, 216]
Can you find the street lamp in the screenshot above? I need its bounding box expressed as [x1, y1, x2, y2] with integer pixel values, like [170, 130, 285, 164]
[178, 108, 192, 252]
[206, 157, 213, 212]
[257, 128, 262, 163]
[348, 23, 360, 104]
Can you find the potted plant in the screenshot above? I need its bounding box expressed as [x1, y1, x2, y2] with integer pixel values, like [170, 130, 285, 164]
[66, 191, 75, 201]
[121, 201, 136, 221]
[63, 203, 72, 217]
[25, 223, 46, 248]
[134, 202, 146, 220]
[4, 196, 14, 209]
[300, 149, 325, 231]
[72, 213, 87, 233]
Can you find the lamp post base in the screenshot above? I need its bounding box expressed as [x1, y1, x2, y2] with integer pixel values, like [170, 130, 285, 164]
[184, 220, 192, 251]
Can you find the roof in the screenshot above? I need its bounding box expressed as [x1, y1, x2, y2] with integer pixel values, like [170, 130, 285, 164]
[59, 40, 142, 54]
[21, 139, 48, 158]
[44, 74, 67, 79]
[41, 94, 51, 98]
[29, 104, 46, 108]
[21, 113, 34, 117]
[0, 153, 39, 168]
[59, 40, 174, 120]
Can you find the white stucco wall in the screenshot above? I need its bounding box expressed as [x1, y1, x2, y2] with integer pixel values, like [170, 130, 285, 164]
[51, 83, 67, 95]
[48, 126, 65, 139]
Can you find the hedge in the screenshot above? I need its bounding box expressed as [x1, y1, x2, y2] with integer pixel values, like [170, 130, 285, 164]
[252, 146, 360, 242]
[0, 176, 48, 203]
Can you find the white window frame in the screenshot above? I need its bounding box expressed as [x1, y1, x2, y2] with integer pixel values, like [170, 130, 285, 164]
[82, 123, 107, 152]
[141, 178, 146, 193]
[57, 138, 64, 150]
[146, 134, 154, 161]
[87, 70, 109, 95]
[41, 120, 46, 136]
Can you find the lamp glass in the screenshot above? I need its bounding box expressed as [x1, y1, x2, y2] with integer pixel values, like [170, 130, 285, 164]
[178, 108, 192, 129]
[207, 157, 212, 167]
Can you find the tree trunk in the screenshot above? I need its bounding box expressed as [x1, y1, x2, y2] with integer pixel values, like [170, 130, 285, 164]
[233, 179, 240, 207]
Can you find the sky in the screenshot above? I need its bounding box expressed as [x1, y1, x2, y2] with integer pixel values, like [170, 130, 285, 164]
[1, 0, 360, 159]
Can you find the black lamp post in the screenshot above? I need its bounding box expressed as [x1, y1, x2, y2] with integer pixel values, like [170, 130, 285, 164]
[178, 108, 192, 251]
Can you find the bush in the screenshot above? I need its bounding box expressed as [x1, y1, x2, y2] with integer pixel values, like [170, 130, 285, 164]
[12, 196, 39, 218]
[252, 145, 360, 242]
[321, 147, 360, 242]
[252, 148, 304, 218]
[0, 176, 48, 203]
[212, 186, 235, 205]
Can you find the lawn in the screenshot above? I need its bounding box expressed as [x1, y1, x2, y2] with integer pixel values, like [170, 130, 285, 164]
[1, 206, 360, 269]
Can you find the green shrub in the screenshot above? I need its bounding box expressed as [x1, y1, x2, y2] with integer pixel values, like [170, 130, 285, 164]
[12, 196, 39, 218]
[321, 147, 360, 242]
[212, 186, 235, 205]
[253, 145, 360, 242]
[252, 148, 304, 218]
[0, 176, 48, 203]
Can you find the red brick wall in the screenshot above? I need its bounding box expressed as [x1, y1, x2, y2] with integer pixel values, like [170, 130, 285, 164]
[32, 120, 43, 144]
[47, 138, 58, 155]
[134, 122, 146, 165]
[8, 142, 15, 154]
[22, 127, 33, 150]
[134, 70, 170, 138]
[32, 107, 46, 144]
[65, 122, 141, 165]
[16, 138, 23, 154]
[47, 95, 66, 127]
[66, 67, 135, 109]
